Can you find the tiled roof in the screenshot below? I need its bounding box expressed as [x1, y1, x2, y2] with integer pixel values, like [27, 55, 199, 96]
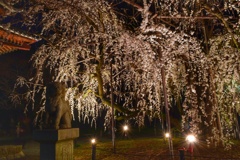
[0, 25, 38, 54]
[0, 2, 39, 54]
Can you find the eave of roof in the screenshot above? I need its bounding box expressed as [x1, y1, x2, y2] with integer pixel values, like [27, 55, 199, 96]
[0, 25, 39, 55]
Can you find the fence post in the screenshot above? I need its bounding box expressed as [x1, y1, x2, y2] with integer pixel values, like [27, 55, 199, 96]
[91, 139, 96, 160]
[178, 148, 185, 160]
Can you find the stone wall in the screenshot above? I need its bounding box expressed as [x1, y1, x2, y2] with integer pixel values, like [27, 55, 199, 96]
[0, 145, 24, 160]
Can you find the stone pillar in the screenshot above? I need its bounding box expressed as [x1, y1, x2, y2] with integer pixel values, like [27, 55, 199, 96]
[33, 128, 79, 160]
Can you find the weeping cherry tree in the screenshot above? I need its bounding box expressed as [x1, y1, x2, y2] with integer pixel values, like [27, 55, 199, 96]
[121, 0, 240, 147]
[11, 0, 161, 130]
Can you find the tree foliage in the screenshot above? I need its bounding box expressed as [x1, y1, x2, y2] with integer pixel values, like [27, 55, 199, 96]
[119, 0, 240, 147]
[9, 0, 240, 147]
[12, 0, 158, 128]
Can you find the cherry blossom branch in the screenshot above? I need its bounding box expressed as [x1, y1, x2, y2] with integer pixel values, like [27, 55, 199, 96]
[0, 0, 22, 13]
[122, 0, 176, 28]
[202, 3, 239, 50]
[122, 0, 217, 19]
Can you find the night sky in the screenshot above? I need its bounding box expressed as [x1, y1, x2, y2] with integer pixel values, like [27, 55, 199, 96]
[0, 48, 35, 133]
[0, 51, 31, 78]
[0, 40, 41, 90]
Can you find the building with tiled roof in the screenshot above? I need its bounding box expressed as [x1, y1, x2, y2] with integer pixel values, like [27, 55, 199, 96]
[0, 25, 38, 54]
[0, 1, 38, 55]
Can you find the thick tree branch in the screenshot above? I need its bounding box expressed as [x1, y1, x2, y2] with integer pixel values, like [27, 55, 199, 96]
[122, 0, 177, 28]
[0, 0, 22, 13]
[202, 4, 239, 50]
[95, 43, 138, 116]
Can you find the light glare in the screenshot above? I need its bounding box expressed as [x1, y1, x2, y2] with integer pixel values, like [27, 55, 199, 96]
[123, 125, 128, 131]
[165, 133, 170, 138]
[91, 138, 96, 144]
[186, 134, 196, 143]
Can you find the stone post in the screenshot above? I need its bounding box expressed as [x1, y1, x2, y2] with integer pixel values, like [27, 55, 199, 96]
[33, 128, 79, 160]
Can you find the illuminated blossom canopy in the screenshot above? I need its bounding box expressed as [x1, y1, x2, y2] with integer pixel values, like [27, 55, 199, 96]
[12, 0, 157, 127]
[128, 0, 240, 147]
[10, 0, 240, 147]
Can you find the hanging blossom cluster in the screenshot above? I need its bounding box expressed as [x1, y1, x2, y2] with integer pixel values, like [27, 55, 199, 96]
[207, 34, 240, 147]
[11, 0, 240, 146]
[140, 22, 208, 136]
[138, 0, 209, 136]
[0, 0, 22, 16]
[147, 0, 240, 39]
[19, 0, 123, 127]
[13, 0, 162, 128]
[109, 32, 160, 126]
[152, 0, 240, 15]
[135, 0, 240, 147]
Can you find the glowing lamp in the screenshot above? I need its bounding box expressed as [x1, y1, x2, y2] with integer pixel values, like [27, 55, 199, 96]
[165, 133, 170, 138]
[91, 138, 96, 144]
[123, 125, 129, 131]
[186, 134, 196, 143]
[91, 138, 96, 160]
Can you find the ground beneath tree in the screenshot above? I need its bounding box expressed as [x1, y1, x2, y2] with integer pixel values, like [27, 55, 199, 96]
[73, 137, 240, 160]
[1, 136, 240, 160]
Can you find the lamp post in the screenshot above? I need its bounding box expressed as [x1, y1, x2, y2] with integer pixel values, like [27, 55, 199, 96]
[186, 134, 196, 159]
[164, 132, 170, 143]
[91, 138, 96, 160]
[165, 132, 170, 138]
[123, 125, 129, 137]
[110, 57, 116, 153]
